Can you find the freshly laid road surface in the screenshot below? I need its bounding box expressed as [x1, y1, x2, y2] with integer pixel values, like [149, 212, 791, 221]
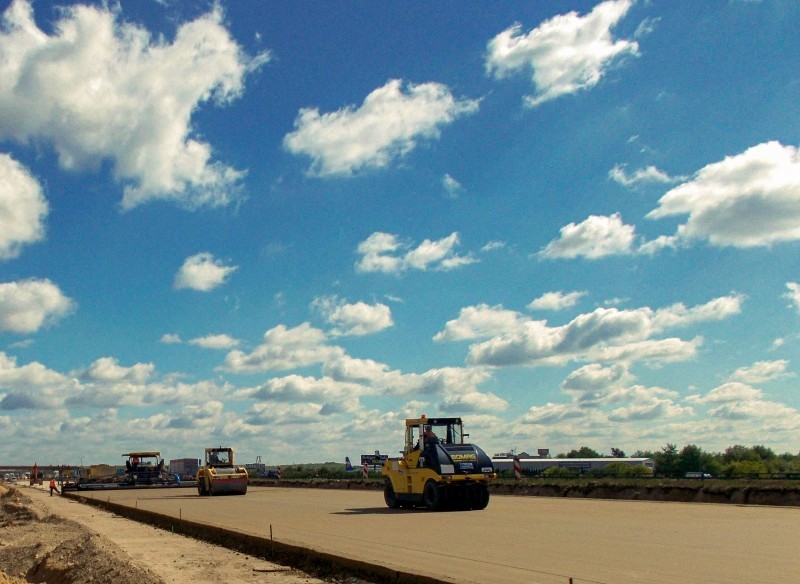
[78, 486, 799, 584]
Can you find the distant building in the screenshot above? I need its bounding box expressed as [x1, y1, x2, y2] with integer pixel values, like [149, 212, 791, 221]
[492, 456, 655, 474]
[169, 458, 199, 478]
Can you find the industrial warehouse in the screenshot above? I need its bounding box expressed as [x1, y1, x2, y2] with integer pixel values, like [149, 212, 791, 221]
[491, 453, 655, 474]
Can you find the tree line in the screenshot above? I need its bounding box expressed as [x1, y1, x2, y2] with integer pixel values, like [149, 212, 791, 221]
[554, 444, 800, 478]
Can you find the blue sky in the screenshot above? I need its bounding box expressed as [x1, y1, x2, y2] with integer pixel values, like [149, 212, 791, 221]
[1, 0, 799, 466]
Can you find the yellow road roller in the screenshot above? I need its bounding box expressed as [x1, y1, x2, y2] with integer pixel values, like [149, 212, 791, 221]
[196, 447, 248, 496]
[382, 416, 496, 511]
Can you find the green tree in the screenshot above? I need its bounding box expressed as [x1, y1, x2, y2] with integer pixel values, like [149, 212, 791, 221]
[593, 461, 653, 478]
[722, 445, 758, 463]
[654, 444, 679, 477]
[751, 445, 776, 460]
[565, 446, 601, 458]
[542, 466, 579, 478]
[610, 448, 626, 458]
[724, 460, 768, 478]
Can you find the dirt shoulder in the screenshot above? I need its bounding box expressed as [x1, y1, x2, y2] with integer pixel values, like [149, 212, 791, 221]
[0, 484, 329, 584]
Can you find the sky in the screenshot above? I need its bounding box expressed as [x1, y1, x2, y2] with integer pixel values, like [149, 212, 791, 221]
[1, 0, 799, 467]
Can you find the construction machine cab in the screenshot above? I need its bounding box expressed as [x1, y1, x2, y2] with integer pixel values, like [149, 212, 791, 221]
[207, 447, 232, 467]
[122, 452, 165, 485]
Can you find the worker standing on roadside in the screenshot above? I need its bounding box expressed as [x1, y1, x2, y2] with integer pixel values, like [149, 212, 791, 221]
[49, 478, 59, 496]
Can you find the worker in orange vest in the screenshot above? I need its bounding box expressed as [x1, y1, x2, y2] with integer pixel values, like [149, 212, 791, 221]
[49, 478, 59, 496]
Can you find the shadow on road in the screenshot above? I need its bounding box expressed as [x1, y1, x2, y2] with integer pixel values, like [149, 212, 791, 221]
[332, 507, 418, 515]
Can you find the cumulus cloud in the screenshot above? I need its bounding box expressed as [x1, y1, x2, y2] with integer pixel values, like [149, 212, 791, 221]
[81, 357, 154, 384]
[684, 380, 799, 424]
[707, 399, 798, 421]
[728, 360, 791, 384]
[784, 282, 800, 313]
[609, 164, 684, 187]
[539, 213, 636, 259]
[647, 141, 800, 248]
[356, 231, 477, 274]
[687, 382, 763, 404]
[486, 0, 638, 107]
[0, 352, 71, 410]
[434, 304, 529, 342]
[284, 79, 479, 176]
[222, 323, 343, 373]
[561, 363, 634, 407]
[159, 333, 182, 344]
[520, 363, 690, 435]
[0, 279, 75, 333]
[520, 402, 586, 425]
[0, 154, 48, 260]
[311, 296, 393, 337]
[242, 374, 368, 414]
[65, 377, 233, 409]
[0, 1, 268, 209]
[434, 295, 741, 368]
[528, 290, 587, 311]
[174, 252, 237, 291]
[608, 394, 692, 422]
[188, 334, 240, 350]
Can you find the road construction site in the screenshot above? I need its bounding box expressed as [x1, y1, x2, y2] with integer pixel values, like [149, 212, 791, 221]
[68, 484, 799, 584]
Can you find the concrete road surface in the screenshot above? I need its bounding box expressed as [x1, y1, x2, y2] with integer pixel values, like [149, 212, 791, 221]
[77, 486, 800, 584]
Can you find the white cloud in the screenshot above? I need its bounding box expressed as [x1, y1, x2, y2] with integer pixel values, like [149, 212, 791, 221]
[528, 290, 587, 311]
[687, 382, 763, 404]
[188, 334, 240, 350]
[442, 173, 463, 198]
[244, 401, 326, 427]
[433, 304, 529, 342]
[486, 0, 638, 107]
[647, 141, 800, 248]
[356, 231, 477, 274]
[609, 164, 684, 187]
[174, 252, 237, 291]
[650, 295, 744, 330]
[440, 389, 507, 413]
[0, 351, 71, 410]
[0, 278, 75, 333]
[283, 79, 479, 176]
[311, 296, 393, 337]
[0, 154, 48, 260]
[728, 360, 791, 384]
[481, 241, 506, 252]
[707, 399, 798, 421]
[241, 374, 366, 414]
[784, 282, 800, 313]
[0, 1, 268, 210]
[436, 295, 740, 368]
[561, 363, 634, 407]
[539, 213, 636, 259]
[222, 323, 343, 373]
[608, 394, 692, 421]
[520, 402, 586, 425]
[159, 333, 182, 344]
[82, 357, 154, 384]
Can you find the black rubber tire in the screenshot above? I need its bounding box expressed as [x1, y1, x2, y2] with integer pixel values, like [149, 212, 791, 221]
[423, 480, 442, 511]
[384, 479, 400, 509]
[474, 485, 490, 510]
